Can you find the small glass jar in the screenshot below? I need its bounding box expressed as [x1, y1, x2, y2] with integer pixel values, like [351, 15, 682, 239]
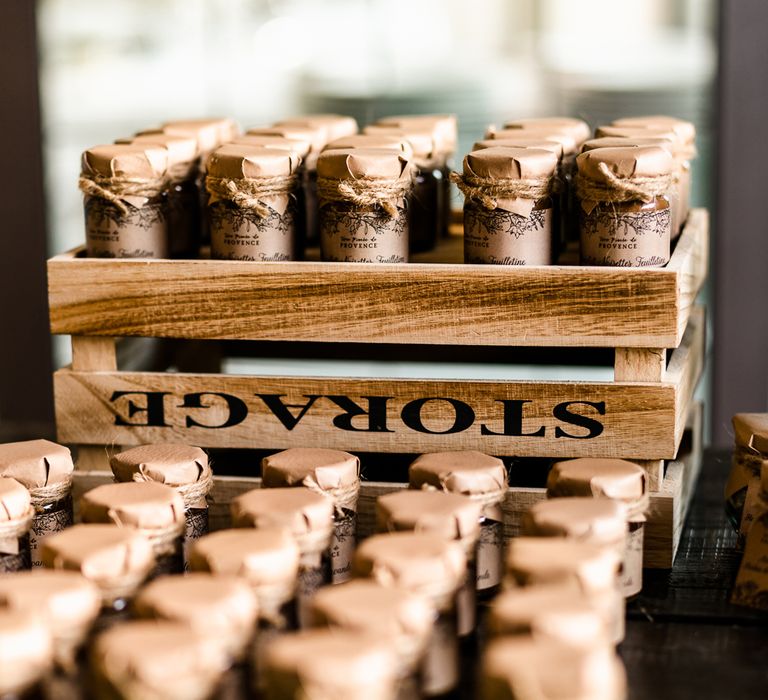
[80, 144, 170, 259]
[732, 464, 768, 609]
[309, 580, 435, 700]
[577, 146, 674, 267]
[0, 610, 53, 700]
[457, 147, 558, 266]
[110, 443, 214, 570]
[0, 477, 33, 572]
[354, 531, 467, 699]
[263, 628, 400, 700]
[0, 440, 75, 567]
[546, 458, 648, 598]
[409, 451, 508, 602]
[230, 487, 334, 628]
[91, 621, 230, 700]
[41, 524, 155, 634]
[317, 148, 412, 263]
[79, 482, 186, 578]
[261, 447, 360, 584]
[504, 537, 625, 645]
[481, 636, 626, 700]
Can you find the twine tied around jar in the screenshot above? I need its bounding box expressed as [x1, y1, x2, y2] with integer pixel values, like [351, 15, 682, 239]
[317, 172, 413, 218]
[0, 507, 34, 552]
[450, 171, 554, 211]
[78, 174, 169, 216]
[129, 467, 214, 510]
[301, 476, 360, 517]
[575, 163, 671, 204]
[205, 174, 299, 219]
[143, 520, 186, 558]
[28, 478, 72, 510]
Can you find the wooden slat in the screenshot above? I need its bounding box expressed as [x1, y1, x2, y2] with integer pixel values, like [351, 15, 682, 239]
[47, 210, 708, 348]
[615, 348, 667, 382]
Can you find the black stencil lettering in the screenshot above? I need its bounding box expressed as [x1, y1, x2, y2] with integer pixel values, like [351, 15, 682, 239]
[111, 391, 170, 427]
[553, 401, 606, 439]
[256, 394, 320, 430]
[401, 397, 475, 435]
[180, 393, 248, 429]
[326, 396, 393, 432]
[480, 400, 546, 437]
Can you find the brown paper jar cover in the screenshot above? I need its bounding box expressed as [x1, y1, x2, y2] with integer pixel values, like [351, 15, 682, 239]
[594, 125, 680, 151]
[487, 128, 578, 156]
[409, 450, 507, 499]
[487, 583, 609, 648]
[376, 490, 482, 548]
[502, 117, 592, 145]
[363, 124, 440, 165]
[41, 524, 154, 595]
[733, 414, 768, 454]
[547, 458, 648, 519]
[116, 134, 198, 179]
[353, 532, 466, 606]
[317, 147, 412, 182]
[0, 476, 33, 521]
[375, 114, 457, 155]
[474, 137, 564, 159]
[275, 114, 359, 144]
[0, 570, 100, 650]
[246, 126, 326, 164]
[325, 133, 414, 158]
[0, 439, 74, 490]
[263, 628, 399, 700]
[309, 580, 434, 668]
[0, 609, 53, 696]
[188, 528, 300, 590]
[261, 447, 359, 492]
[92, 620, 230, 700]
[162, 117, 240, 152]
[611, 115, 696, 153]
[581, 136, 675, 154]
[481, 636, 627, 700]
[522, 497, 628, 546]
[110, 443, 209, 488]
[576, 146, 673, 194]
[229, 134, 312, 159]
[82, 143, 168, 182]
[80, 482, 186, 533]
[207, 144, 302, 181]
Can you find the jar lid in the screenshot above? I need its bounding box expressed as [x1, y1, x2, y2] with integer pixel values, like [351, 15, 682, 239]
[409, 450, 507, 499]
[0, 476, 32, 521]
[207, 145, 301, 179]
[229, 134, 312, 159]
[0, 440, 74, 489]
[506, 537, 621, 594]
[502, 117, 591, 145]
[611, 115, 695, 146]
[92, 620, 229, 698]
[581, 136, 675, 154]
[474, 138, 564, 159]
[376, 490, 482, 547]
[594, 125, 683, 157]
[188, 528, 300, 590]
[363, 124, 440, 161]
[0, 609, 52, 696]
[41, 524, 155, 594]
[353, 532, 466, 604]
[482, 637, 626, 700]
[0, 570, 100, 645]
[275, 114, 359, 143]
[464, 147, 559, 181]
[487, 584, 608, 648]
[116, 134, 198, 168]
[162, 117, 240, 150]
[522, 498, 628, 545]
[576, 146, 674, 185]
[110, 443, 209, 487]
[264, 629, 399, 698]
[81, 144, 168, 179]
[230, 487, 333, 549]
[317, 148, 412, 181]
[145, 123, 218, 154]
[134, 573, 258, 661]
[488, 128, 578, 155]
[733, 413, 768, 454]
[547, 459, 647, 515]
[326, 133, 414, 159]
[246, 125, 326, 154]
[262, 447, 360, 490]
[375, 114, 457, 153]
[79, 482, 186, 533]
[309, 580, 434, 667]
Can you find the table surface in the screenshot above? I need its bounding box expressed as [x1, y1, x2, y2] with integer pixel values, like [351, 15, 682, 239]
[623, 449, 768, 699]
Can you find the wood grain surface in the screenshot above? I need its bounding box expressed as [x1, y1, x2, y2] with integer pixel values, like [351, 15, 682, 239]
[47, 210, 707, 348]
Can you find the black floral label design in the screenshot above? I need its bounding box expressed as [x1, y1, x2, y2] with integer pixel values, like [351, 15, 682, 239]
[30, 503, 73, 567]
[84, 197, 168, 258]
[580, 206, 671, 267]
[320, 203, 408, 263]
[210, 200, 296, 261]
[0, 534, 30, 572]
[183, 508, 209, 571]
[330, 511, 356, 584]
[477, 519, 505, 591]
[464, 205, 552, 265]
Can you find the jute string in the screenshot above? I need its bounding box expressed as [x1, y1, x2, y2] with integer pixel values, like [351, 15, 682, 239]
[450, 171, 554, 211]
[78, 174, 168, 216]
[205, 174, 298, 219]
[29, 478, 72, 509]
[0, 508, 34, 550]
[129, 467, 214, 509]
[575, 163, 671, 204]
[143, 521, 186, 557]
[301, 476, 360, 516]
[317, 173, 412, 217]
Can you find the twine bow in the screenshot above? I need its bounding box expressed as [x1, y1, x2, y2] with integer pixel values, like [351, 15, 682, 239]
[78, 174, 168, 216]
[317, 173, 412, 218]
[206, 174, 298, 219]
[575, 162, 671, 204]
[450, 171, 554, 211]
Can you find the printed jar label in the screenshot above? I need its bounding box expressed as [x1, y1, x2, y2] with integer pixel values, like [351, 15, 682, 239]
[85, 198, 168, 258]
[183, 508, 209, 571]
[477, 519, 504, 592]
[0, 535, 30, 572]
[210, 201, 296, 261]
[320, 204, 408, 263]
[620, 523, 644, 598]
[732, 515, 768, 610]
[580, 206, 671, 267]
[464, 206, 553, 265]
[331, 512, 356, 584]
[30, 504, 73, 567]
[740, 479, 764, 540]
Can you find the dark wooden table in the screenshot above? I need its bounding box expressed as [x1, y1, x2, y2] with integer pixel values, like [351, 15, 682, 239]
[624, 449, 768, 699]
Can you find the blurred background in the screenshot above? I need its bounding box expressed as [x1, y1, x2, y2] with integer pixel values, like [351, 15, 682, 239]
[3, 0, 767, 449]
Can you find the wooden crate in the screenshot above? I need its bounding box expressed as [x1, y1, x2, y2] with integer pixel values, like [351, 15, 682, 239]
[70, 402, 703, 570]
[48, 210, 708, 489]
